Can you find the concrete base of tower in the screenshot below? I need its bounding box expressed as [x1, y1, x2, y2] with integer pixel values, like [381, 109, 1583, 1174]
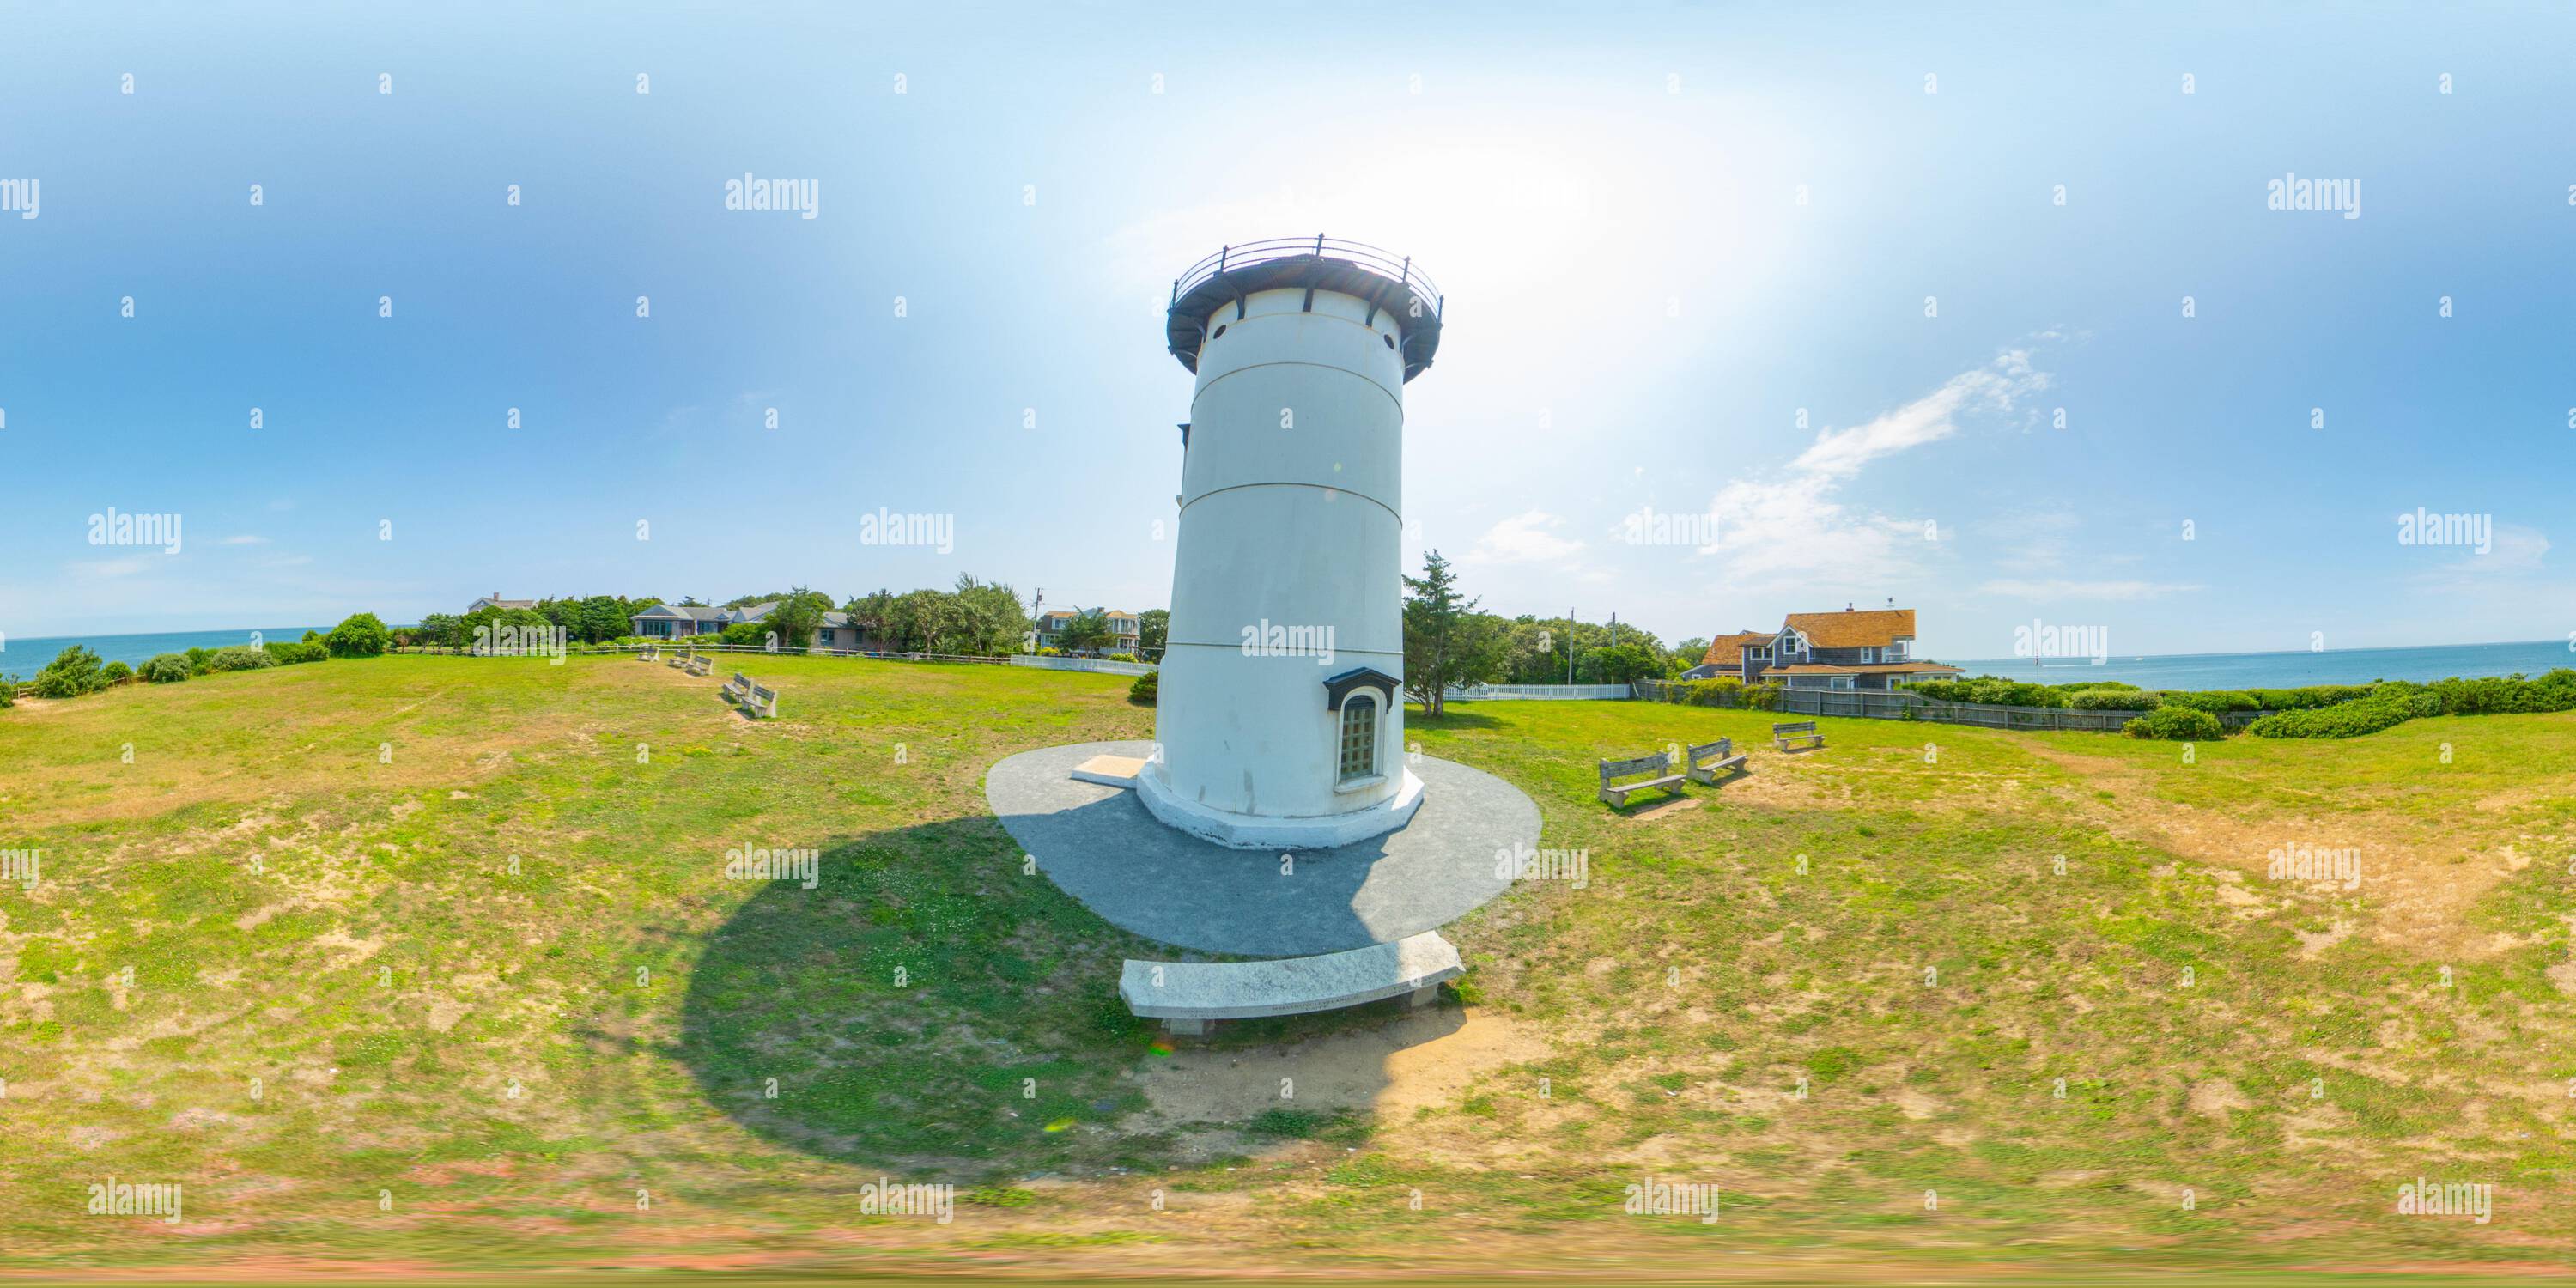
[1133, 760, 1425, 851]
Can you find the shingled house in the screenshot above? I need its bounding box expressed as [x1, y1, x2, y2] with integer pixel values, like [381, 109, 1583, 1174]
[1690, 605, 1964, 691]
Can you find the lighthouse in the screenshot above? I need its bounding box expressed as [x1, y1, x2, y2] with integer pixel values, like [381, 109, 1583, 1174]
[1135, 237, 1445, 849]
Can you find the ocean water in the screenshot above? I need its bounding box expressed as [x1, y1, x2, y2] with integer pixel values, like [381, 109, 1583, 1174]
[1943, 638, 2576, 690]
[2, 628, 328, 671]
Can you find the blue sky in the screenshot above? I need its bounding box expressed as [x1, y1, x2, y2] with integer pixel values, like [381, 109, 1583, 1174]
[3, 2, 2570, 658]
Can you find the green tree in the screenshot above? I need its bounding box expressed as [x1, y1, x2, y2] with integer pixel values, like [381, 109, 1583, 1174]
[1402, 550, 1504, 717]
[842, 589, 896, 650]
[947, 575, 1031, 656]
[32, 645, 107, 698]
[325, 612, 392, 658]
[759, 586, 834, 652]
[1583, 642, 1662, 685]
[413, 613, 464, 649]
[1137, 608, 1170, 656]
[1053, 608, 1114, 656]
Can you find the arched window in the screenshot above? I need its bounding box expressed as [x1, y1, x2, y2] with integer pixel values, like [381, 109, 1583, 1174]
[1338, 695, 1379, 782]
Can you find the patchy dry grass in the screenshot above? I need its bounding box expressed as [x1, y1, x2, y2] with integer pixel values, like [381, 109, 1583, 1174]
[3, 657, 2573, 1278]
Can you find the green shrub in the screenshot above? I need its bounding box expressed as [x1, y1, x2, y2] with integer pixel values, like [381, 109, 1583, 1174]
[2123, 706, 2224, 741]
[184, 647, 216, 675]
[325, 611, 392, 658]
[262, 640, 329, 665]
[1107, 653, 1139, 664]
[2160, 690, 2259, 714]
[1127, 670, 1158, 705]
[142, 653, 192, 683]
[2248, 690, 2443, 738]
[0, 675, 15, 707]
[2068, 687, 2159, 711]
[1907, 677, 2067, 708]
[2424, 669, 2576, 715]
[31, 646, 108, 699]
[204, 645, 278, 673]
[100, 660, 135, 684]
[2246, 684, 2371, 711]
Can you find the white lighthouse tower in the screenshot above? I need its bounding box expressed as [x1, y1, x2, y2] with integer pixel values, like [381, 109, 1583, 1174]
[1134, 237, 1445, 849]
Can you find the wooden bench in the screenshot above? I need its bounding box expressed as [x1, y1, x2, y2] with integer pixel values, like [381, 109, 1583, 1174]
[639, 644, 659, 662]
[1773, 720, 1825, 751]
[1685, 738, 1748, 785]
[1598, 751, 1686, 808]
[684, 655, 712, 677]
[1119, 932, 1461, 1036]
[726, 671, 778, 719]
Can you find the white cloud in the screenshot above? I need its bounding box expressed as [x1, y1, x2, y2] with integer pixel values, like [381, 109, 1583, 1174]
[1977, 578, 2202, 601]
[1689, 347, 2050, 591]
[1467, 509, 1583, 563]
[220, 534, 270, 545]
[1789, 349, 2048, 478]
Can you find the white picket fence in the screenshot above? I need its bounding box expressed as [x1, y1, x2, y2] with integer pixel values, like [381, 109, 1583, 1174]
[1008, 654, 1157, 677]
[1442, 683, 1634, 702]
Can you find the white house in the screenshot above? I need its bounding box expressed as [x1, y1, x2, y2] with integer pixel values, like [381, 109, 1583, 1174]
[1034, 609, 1142, 655]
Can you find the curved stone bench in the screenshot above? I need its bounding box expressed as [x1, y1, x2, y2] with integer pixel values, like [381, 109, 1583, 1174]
[1119, 931, 1462, 1036]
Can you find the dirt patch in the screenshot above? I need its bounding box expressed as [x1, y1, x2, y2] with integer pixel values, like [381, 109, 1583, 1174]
[2188, 1078, 2251, 1119]
[2017, 742, 2520, 960]
[1127, 1007, 1549, 1146]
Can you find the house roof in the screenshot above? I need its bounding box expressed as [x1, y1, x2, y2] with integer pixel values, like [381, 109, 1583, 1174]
[1782, 608, 1917, 649]
[472, 596, 538, 610]
[1698, 630, 1775, 669]
[1760, 661, 1964, 677]
[634, 603, 729, 622]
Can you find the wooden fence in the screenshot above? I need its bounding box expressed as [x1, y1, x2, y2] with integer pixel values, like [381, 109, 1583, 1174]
[1634, 679, 2272, 733]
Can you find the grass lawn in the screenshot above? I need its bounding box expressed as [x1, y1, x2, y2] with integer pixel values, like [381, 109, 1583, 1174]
[3, 653, 2575, 1279]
